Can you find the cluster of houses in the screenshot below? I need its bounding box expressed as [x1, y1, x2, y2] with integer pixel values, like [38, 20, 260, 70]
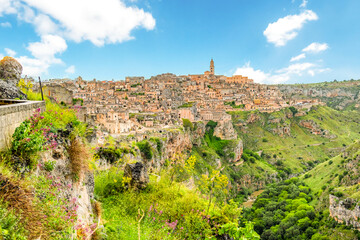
[37, 59, 320, 135]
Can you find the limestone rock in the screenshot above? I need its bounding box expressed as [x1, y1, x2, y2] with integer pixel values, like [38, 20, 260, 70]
[329, 195, 360, 229]
[214, 120, 237, 140]
[0, 56, 22, 84]
[299, 120, 336, 139]
[124, 162, 149, 189]
[247, 113, 260, 124]
[0, 80, 26, 99]
[37, 144, 95, 227]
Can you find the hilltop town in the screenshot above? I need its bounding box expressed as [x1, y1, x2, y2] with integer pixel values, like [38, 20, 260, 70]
[38, 59, 321, 135]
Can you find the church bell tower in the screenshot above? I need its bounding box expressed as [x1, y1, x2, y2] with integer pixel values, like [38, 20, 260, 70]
[210, 58, 214, 75]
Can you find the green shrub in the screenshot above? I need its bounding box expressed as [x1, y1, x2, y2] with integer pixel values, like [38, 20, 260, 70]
[11, 120, 44, 170]
[333, 192, 344, 198]
[0, 202, 27, 239]
[137, 140, 153, 160]
[95, 147, 123, 164]
[182, 118, 194, 130]
[43, 161, 56, 172]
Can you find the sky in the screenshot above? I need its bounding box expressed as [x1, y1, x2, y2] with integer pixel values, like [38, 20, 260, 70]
[0, 0, 359, 84]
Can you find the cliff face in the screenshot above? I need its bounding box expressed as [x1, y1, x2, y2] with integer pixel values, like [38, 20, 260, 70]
[37, 144, 95, 227]
[278, 81, 360, 110]
[299, 120, 336, 139]
[214, 120, 237, 140]
[329, 195, 360, 229]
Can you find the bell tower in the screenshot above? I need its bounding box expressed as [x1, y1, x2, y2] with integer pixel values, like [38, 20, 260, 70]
[210, 58, 214, 75]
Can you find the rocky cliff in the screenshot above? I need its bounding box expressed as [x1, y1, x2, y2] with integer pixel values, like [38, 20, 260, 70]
[38, 152, 95, 231]
[0, 56, 26, 99]
[278, 80, 360, 110]
[329, 195, 360, 229]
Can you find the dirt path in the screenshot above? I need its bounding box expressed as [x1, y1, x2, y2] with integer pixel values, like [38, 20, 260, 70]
[242, 190, 264, 208]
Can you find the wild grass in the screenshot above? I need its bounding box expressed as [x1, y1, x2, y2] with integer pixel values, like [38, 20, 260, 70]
[95, 167, 242, 240]
[68, 138, 90, 181]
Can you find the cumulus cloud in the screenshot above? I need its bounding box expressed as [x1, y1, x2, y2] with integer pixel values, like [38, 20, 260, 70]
[300, 0, 308, 8]
[17, 35, 67, 76]
[65, 65, 75, 74]
[0, 0, 17, 16]
[264, 10, 318, 46]
[302, 42, 329, 53]
[233, 62, 326, 84]
[5, 48, 16, 57]
[0, 0, 156, 76]
[234, 62, 269, 83]
[290, 53, 306, 62]
[22, 0, 156, 46]
[0, 21, 11, 27]
[27, 34, 67, 62]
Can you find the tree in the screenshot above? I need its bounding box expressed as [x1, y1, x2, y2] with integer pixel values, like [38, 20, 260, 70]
[219, 222, 260, 240]
[289, 106, 298, 116]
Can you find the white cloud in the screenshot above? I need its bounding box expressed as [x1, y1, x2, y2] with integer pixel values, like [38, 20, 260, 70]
[27, 34, 67, 62]
[302, 42, 329, 53]
[17, 35, 67, 76]
[234, 62, 269, 83]
[0, 0, 17, 16]
[300, 0, 308, 8]
[65, 65, 75, 74]
[0, 21, 11, 27]
[4, 48, 16, 57]
[21, 0, 156, 46]
[264, 10, 318, 46]
[17, 56, 51, 77]
[233, 62, 326, 84]
[0, 0, 156, 76]
[277, 62, 315, 75]
[290, 53, 306, 62]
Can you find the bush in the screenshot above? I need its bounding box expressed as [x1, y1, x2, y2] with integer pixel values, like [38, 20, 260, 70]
[43, 160, 56, 172]
[0, 202, 27, 239]
[289, 106, 298, 116]
[95, 147, 123, 164]
[11, 120, 44, 170]
[182, 118, 194, 130]
[137, 140, 153, 160]
[333, 192, 344, 198]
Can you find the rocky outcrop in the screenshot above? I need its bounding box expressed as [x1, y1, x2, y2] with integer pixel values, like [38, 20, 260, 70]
[247, 113, 261, 124]
[38, 145, 95, 227]
[0, 56, 26, 99]
[124, 162, 149, 189]
[299, 120, 336, 139]
[214, 120, 237, 140]
[232, 139, 243, 162]
[278, 82, 360, 110]
[0, 56, 22, 84]
[0, 80, 26, 99]
[329, 195, 360, 229]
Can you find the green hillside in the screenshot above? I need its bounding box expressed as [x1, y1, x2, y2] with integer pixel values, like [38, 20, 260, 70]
[229, 106, 360, 175]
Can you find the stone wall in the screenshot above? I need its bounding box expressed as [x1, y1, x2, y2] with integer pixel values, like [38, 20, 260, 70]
[0, 99, 45, 149]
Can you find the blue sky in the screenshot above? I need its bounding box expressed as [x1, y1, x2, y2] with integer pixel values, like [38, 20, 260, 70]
[0, 0, 359, 84]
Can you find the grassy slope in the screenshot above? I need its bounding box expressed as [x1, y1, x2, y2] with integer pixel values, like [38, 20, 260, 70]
[301, 140, 360, 201]
[229, 106, 360, 174]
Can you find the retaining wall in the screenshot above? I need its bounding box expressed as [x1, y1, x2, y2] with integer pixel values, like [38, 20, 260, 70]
[0, 99, 46, 149]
